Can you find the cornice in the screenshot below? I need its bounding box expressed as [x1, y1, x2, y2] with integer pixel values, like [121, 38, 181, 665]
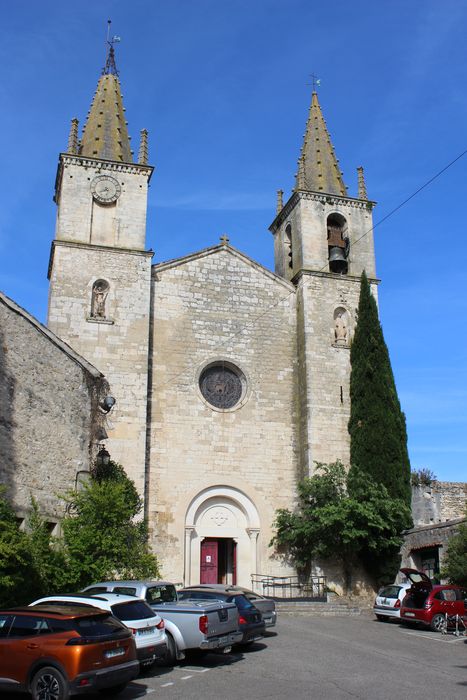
[48, 239, 153, 280]
[293, 269, 380, 286]
[58, 153, 154, 178]
[269, 190, 376, 233]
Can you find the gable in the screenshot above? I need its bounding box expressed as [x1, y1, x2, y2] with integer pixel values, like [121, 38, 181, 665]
[153, 244, 295, 293]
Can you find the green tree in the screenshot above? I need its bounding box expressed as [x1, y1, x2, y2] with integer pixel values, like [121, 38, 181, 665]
[0, 487, 37, 606]
[25, 498, 67, 596]
[61, 461, 160, 589]
[271, 462, 411, 593]
[348, 271, 412, 511]
[441, 511, 467, 586]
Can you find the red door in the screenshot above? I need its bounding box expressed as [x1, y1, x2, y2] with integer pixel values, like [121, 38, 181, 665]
[200, 539, 218, 584]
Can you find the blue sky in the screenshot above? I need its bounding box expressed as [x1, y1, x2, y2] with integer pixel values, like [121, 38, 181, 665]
[1, 1, 466, 481]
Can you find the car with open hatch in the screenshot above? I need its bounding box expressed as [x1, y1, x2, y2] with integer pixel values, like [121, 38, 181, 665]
[30, 593, 167, 668]
[373, 582, 411, 622]
[177, 586, 265, 645]
[399, 568, 467, 632]
[0, 604, 138, 699]
[183, 584, 277, 628]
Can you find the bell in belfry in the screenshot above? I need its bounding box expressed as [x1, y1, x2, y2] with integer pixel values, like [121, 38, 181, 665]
[329, 246, 348, 274]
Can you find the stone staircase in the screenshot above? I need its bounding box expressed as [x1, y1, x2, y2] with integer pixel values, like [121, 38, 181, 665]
[275, 599, 369, 616]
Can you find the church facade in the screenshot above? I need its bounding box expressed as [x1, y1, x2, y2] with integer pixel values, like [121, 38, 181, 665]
[47, 47, 378, 588]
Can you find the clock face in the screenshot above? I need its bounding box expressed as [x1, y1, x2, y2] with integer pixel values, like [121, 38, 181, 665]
[91, 175, 121, 204]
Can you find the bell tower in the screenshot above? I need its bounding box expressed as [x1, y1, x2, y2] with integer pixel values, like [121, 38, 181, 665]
[47, 39, 153, 495]
[270, 90, 378, 476]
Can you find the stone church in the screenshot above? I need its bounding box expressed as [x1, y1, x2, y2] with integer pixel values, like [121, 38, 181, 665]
[46, 46, 378, 589]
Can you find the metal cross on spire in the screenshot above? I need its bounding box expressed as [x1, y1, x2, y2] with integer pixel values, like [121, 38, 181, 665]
[102, 19, 121, 76]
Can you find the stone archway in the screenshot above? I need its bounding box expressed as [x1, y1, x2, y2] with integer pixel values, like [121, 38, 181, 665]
[184, 486, 260, 588]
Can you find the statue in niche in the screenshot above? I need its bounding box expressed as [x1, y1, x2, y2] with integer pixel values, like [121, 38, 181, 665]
[91, 280, 109, 319]
[334, 309, 348, 345]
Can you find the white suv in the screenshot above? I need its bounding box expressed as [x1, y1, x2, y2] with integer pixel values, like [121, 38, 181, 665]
[30, 593, 167, 668]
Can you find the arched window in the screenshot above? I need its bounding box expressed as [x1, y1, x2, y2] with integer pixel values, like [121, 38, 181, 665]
[285, 224, 293, 269]
[327, 213, 349, 274]
[91, 279, 110, 319]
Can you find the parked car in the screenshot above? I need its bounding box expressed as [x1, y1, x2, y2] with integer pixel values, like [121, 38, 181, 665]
[0, 604, 138, 699]
[81, 580, 242, 664]
[178, 587, 265, 645]
[184, 584, 277, 628]
[399, 568, 467, 632]
[30, 593, 167, 668]
[373, 583, 411, 622]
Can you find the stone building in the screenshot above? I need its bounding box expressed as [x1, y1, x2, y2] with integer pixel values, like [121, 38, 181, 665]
[0, 291, 110, 529]
[401, 482, 467, 579]
[46, 46, 378, 587]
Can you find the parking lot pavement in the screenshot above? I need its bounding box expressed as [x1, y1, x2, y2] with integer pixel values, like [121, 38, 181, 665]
[5, 615, 467, 699]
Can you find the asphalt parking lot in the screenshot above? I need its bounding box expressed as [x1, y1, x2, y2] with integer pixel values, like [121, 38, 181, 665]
[6, 613, 467, 699]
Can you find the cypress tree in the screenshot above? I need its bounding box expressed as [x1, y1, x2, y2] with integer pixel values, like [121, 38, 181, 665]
[348, 271, 412, 514]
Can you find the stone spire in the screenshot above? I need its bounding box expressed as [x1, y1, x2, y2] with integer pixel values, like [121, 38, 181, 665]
[276, 189, 284, 214]
[67, 118, 79, 154]
[138, 129, 149, 165]
[295, 91, 347, 196]
[357, 165, 368, 200]
[79, 44, 133, 163]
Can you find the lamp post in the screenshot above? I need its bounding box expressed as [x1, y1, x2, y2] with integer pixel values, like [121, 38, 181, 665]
[96, 445, 111, 467]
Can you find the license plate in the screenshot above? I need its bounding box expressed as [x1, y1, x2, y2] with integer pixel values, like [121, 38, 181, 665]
[405, 612, 415, 617]
[105, 647, 125, 658]
[138, 627, 155, 635]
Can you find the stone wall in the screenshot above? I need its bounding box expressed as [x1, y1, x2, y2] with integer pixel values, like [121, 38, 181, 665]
[48, 242, 152, 496]
[0, 292, 109, 525]
[149, 245, 298, 585]
[412, 482, 467, 526]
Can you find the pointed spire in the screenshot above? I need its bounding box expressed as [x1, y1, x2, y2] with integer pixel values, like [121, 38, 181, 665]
[138, 129, 149, 165]
[67, 118, 79, 154]
[276, 189, 284, 214]
[103, 45, 119, 77]
[295, 91, 347, 196]
[79, 34, 133, 163]
[357, 166, 368, 200]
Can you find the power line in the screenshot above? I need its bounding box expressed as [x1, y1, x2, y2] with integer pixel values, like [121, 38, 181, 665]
[153, 147, 467, 391]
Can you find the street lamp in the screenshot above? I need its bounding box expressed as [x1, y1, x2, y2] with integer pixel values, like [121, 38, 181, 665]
[96, 445, 111, 467]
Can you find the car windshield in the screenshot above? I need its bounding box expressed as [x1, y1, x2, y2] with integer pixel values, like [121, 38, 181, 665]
[112, 587, 137, 596]
[72, 614, 125, 636]
[110, 600, 155, 621]
[226, 595, 254, 610]
[177, 590, 215, 601]
[84, 587, 108, 595]
[146, 585, 177, 604]
[378, 586, 402, 598]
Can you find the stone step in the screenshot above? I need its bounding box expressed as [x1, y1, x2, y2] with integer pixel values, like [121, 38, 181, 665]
[276, 600, 366, 616]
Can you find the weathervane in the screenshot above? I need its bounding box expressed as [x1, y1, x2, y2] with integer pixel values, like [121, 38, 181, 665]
[102, 19, 121, 76]
[309, 73, 321, 92]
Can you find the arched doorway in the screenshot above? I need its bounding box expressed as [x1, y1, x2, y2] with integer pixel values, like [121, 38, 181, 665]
[184, 486, 260, 588]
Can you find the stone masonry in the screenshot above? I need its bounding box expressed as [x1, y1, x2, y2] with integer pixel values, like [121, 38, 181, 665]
[0, 291, 109, 525]
[149, 245, 298, 583]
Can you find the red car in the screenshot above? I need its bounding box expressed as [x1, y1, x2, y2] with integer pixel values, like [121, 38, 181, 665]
[399, 568, 467, 632]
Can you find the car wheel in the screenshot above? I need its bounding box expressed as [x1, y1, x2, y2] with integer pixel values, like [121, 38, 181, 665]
[430, 613, 447, 633]
[161, 633, 177, 666]
[375, 614, 388, 622]
[31, 666, 70, 700]
[98, 683, 128, 695]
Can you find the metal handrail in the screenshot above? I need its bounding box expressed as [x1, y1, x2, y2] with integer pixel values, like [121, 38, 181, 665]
[250, 574, 327, 600]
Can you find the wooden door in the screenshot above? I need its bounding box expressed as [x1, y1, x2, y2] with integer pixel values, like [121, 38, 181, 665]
[200, 539, 218, 584]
